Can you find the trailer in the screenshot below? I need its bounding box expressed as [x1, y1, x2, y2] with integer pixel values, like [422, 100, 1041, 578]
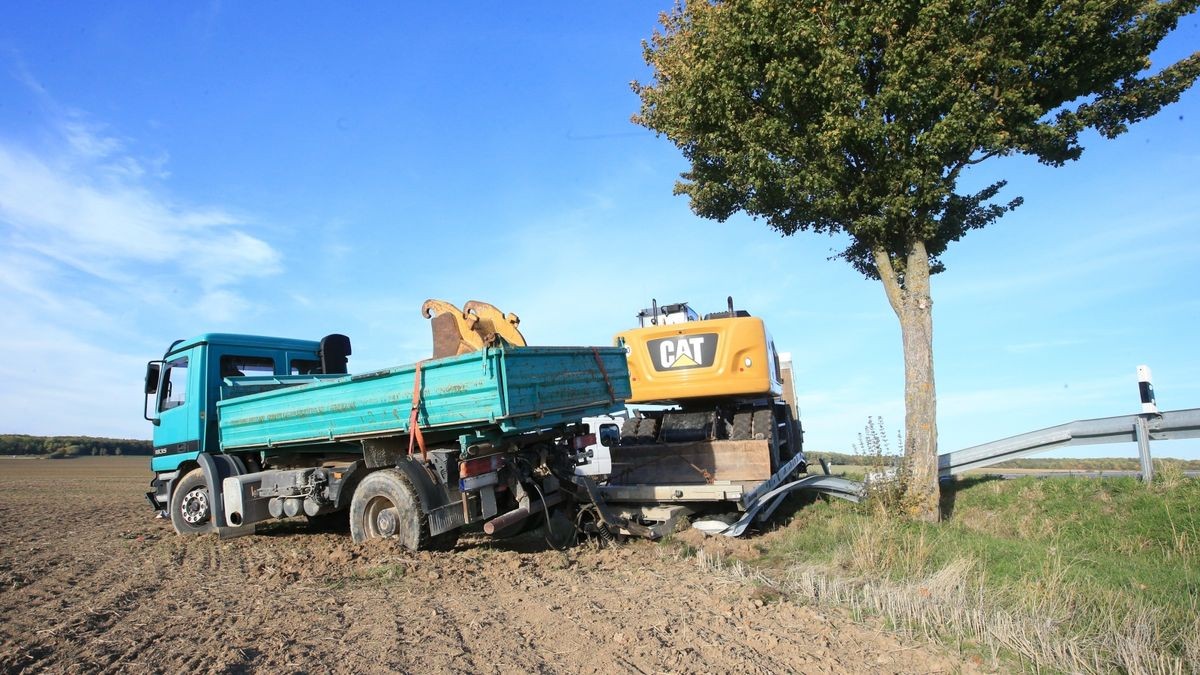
[144, 313, 631, 549]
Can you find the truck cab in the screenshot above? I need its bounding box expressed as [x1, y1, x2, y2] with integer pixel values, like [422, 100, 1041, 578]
[142, 333, 349, 510]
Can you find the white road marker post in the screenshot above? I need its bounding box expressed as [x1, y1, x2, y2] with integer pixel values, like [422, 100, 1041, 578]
[1135, 365, 1157, 484]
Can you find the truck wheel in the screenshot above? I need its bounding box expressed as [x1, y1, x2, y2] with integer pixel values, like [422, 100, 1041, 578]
[753, 409, 781, 470]
[637, 417, 660, 444]
[775, 404, 800, 464]
[349, 469, 457, 551]
[170, 468, 214, 536]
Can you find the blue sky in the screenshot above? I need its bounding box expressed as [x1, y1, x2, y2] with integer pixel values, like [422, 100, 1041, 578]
[1, 3, 1197, 460]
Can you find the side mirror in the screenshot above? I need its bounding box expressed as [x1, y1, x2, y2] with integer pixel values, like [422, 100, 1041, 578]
[145, 362, 162, 395]
[144, 361, 162, 423]
[319, 334, 352, 375]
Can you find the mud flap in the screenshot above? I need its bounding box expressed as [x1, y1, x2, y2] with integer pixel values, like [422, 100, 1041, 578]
[197, 453, 256, 539]
[391, 460, 463, 537]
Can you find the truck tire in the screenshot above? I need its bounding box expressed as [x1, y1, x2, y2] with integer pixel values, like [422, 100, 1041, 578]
[349, 469, 458, 551]
[775, 404, 801, 464]
[170, 468, 214, 536]
[753, 408, 781, 470]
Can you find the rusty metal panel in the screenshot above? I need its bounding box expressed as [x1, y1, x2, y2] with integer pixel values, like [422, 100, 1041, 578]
[430, 312, 466, 359]
[607, 439, 772, 485]
[215, 346, 630, 451]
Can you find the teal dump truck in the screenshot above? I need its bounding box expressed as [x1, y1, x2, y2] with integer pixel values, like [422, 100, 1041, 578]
[143, 328, 630, 550]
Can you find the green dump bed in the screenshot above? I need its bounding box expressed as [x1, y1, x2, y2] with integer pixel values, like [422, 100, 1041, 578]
[216, 346, 630, 451]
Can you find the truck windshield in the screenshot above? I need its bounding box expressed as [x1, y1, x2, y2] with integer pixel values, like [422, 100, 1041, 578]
[159, 357, 188, 412]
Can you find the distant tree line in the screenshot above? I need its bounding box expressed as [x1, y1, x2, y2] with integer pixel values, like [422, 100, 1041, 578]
[0, 435, 152, 458]
[810, 451, 878, 466]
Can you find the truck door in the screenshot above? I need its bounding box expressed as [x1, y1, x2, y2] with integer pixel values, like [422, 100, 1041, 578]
[152, 348, 202, 470]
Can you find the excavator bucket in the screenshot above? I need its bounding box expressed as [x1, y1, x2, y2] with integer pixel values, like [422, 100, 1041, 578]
[464, 300, 526, 348]
[422, 299, 483, 358]
[421, 299, 527, 358]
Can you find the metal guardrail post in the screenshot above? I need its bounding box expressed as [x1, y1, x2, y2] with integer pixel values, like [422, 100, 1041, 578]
[1136, 365, 1157, 484]
[1135, 415, 1154, 484]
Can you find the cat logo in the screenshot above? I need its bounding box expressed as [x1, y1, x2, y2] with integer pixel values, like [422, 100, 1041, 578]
[647, 333, 718, 371]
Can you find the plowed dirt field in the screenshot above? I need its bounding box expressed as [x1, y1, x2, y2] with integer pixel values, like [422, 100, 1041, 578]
[0, 457, 974, 673]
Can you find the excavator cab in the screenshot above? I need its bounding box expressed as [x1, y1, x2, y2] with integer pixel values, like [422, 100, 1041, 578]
[636, 301, 700, 327]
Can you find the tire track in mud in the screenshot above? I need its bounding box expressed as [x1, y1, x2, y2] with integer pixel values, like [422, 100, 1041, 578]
[1, 543, 163, 671]
[0, 474, 166, 672]
[1, 458, 978, 674]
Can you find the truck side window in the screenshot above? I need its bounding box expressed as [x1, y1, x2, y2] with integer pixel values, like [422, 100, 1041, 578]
[291, 359, 321, 375]
[159, 357, 189, 412]
[221, 356, 275, 378]
[598, 424, 620, 447]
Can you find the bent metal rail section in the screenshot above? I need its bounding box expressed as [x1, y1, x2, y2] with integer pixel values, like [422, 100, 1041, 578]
[718, 408, 1199, 537]
[938, 407, 1200, 476]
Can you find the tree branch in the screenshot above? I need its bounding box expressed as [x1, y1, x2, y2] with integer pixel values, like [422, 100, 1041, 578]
[873, 246, 904, 318]
[945, 151, 999, 184]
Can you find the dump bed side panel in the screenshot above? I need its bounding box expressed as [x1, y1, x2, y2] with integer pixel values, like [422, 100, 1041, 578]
[216, 346, 629, 451]
[499, 347, 632, 429]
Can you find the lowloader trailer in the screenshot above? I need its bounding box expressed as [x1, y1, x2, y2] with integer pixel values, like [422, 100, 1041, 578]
[143, 300, 632, 549]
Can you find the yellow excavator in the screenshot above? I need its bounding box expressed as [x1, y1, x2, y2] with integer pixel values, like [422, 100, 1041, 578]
[591, 297, 808, 535]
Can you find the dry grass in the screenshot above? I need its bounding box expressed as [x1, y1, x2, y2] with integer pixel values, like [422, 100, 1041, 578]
[703, 475, 1200, 673]
[693, 541, 1197, 674]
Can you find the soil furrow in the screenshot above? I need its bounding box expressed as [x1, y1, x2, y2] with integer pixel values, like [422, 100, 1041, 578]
[1, 457, 979, 674]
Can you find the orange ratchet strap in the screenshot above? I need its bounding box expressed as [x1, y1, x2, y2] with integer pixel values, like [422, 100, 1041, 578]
[408, 361, 428, 462]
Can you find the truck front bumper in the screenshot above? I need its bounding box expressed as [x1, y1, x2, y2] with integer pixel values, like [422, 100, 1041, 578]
[145, 471, 177, 511]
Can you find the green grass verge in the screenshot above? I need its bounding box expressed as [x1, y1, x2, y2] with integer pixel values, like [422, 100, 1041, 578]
[753, 475, 1200, 672]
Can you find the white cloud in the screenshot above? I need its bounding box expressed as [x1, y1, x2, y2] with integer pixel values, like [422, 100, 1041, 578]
[0, 106, 283, 437]
[0, 113, 282, 315]
[0, 308, 149, 439]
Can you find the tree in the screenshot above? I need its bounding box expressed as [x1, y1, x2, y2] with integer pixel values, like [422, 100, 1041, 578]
[633, 0, 1199, 520]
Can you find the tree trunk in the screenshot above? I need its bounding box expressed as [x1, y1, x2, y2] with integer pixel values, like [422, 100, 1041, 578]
[872, 241, 940, 522]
